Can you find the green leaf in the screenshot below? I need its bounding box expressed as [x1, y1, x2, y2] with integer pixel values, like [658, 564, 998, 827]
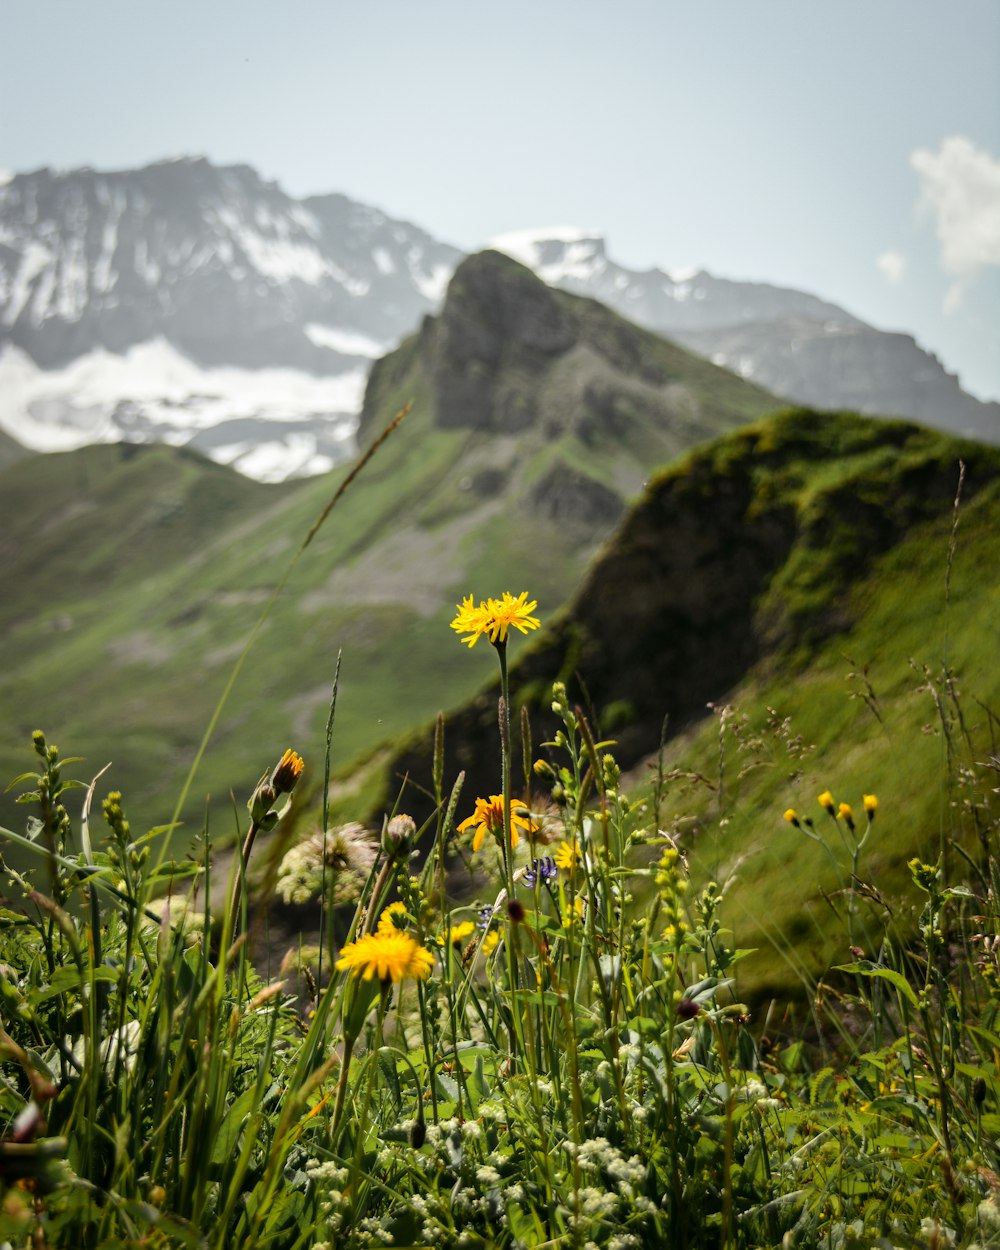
[835, 961, 919, 1007]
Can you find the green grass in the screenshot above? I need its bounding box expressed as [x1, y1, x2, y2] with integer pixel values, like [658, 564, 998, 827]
[0, 271, 778, 846]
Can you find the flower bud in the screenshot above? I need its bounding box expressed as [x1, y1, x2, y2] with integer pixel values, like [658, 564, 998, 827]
[382, 813, 417, 861]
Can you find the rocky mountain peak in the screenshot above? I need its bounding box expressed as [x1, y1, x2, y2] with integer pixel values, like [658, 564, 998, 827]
[424, 249, 576, 432]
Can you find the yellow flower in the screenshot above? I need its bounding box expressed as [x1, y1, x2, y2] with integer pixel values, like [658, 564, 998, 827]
[450, 591, 540, 648]
[481, 930, 500, 957]
[377, 901, 410, 934]
[863, 794, 878, 819]
[818, 790, 835, 814]
[838, 802, 854, 820]
[271, 748, 305, 793]
[554, 840, 582, 871]
[457, 794, 536, 852]
[440, 920, 475, 946]
[335, 931, 434, 983]
[562, 896, 586, 929]
[783, 808, 800, 827]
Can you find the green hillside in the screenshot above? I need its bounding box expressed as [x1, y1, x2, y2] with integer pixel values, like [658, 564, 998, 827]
[0, 250, 777, 843]
[372, 409, 1000, 999]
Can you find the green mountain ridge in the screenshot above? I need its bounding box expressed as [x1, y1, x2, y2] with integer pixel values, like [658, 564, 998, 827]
[371, 409, 1000, 997]
[0, 249, 777, 839]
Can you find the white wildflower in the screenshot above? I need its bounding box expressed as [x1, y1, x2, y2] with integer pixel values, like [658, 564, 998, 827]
[276, 823, 378, 906]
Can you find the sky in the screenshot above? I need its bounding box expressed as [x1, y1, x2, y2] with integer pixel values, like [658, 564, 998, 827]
[1, 0, 998, 400]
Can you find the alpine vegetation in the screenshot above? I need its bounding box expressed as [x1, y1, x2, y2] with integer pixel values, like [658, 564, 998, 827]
[2, 402, 1000, 1248]
[2, 574, 1000, 1250]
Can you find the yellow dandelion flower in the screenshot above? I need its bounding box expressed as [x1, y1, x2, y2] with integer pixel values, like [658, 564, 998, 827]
[783, 808, 800, 827]
[863, 794, 878, 819]
[817, 790, 835, 815]
[440, 920, 475, 946]
[335, 930, 433, 983]
[484, 592, 540, 644]
[562, 895, 586, 929]
[554, 839, 582, 871]
[449, 591, 540, 649]
[838, 802, 856, 832]
[481, 930, 500, 957]
[377, 901, 410, 934]
[457, 794, 536, 852]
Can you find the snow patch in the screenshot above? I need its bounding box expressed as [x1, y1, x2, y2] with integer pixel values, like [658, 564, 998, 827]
[226, 435, 337, 483]
[213, 205, 330, 285]
[305, 323, 390, 357]
[0, 340, 367, 477]
[3, 241, 52, 326]
[372, 246, 395, 275]
[489, 225, 597, 268]
[412, 260, 452, 302]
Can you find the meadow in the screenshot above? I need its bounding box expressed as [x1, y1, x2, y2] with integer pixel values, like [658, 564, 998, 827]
[1, 411, 999, 1250]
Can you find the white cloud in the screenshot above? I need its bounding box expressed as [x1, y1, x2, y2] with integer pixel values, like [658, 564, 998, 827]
[876, 249, 907, 284]
[911, 135, 1000, 309]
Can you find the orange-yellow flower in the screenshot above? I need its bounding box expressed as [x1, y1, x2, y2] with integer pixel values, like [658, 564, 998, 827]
[335, 930, 433, 983]
[377, 901, 410, 934]
[450, 592, 540, 649]
[554, 840, 582, 871]
[818, 790, 835, 815]
[863, 794, 878, 819]
[271, 749, 305, 793]
[457, 794, 536, 852]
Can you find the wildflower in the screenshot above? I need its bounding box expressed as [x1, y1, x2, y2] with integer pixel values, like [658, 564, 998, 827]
[554, 839, 582, 871]
[377, 901, 410, 934]
[382, 812, 418, 860]
[336, 930, 434, 983]
[507, 899, 526, 924]
[458, 794, 536, 852]
[440, 920, 476, 946]
[271, 748, 305, 794]
[863, 793, 878, 819]
[783, 808, 800, 828]
[521, 856, 557, 888]
[450, 591, 540, 649]
[477, 904, 495, 929]
[676, 997, 700, 1020]
[562, 896, 586, 928]
[838, 802, 855, 832]
[481, 930, 499, 956]
[276, 823, 378, 906]
[818, 790, 836, 815]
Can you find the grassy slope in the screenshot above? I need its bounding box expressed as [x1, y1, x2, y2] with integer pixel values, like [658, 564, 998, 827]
[0, 261, 777, 844]
[651, 471, 1000, 1002]
[365, 410, 1000, 1003]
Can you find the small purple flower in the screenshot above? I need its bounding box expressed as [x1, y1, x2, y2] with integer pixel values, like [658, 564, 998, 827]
[522, 856, 557, 888]
[477, 905, 495, 930]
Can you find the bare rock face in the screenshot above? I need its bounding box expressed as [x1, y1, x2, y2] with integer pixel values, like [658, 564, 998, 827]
[424, 250, 577, 432]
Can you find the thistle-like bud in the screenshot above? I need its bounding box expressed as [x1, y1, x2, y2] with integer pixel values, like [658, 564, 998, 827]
[382, 813, 417, 861]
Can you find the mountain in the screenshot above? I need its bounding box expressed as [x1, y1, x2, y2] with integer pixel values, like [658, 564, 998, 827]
[366, 408, 1000, 995]
[2, 160, 996, 486]
[0, 250, 777, 838]
[0, 158, 461, 480]
[490, 229, 1000, 444]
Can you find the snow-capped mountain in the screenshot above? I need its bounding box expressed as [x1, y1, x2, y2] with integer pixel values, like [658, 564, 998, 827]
[489, 228, 1000, 443]
[490, 227, 861, 333]
[1, 162, 995, 483]
[0, 158, 461, 479]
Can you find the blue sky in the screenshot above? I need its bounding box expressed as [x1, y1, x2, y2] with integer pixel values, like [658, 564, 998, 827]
[2, 0, 998, 399]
